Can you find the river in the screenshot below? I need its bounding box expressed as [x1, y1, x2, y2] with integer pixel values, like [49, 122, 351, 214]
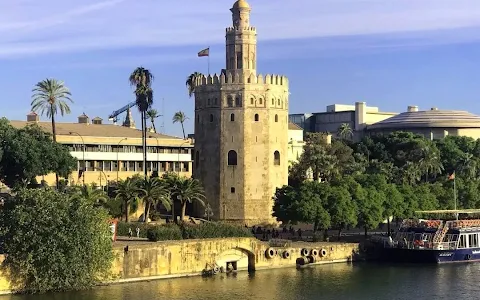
[2, 262, 480, 300]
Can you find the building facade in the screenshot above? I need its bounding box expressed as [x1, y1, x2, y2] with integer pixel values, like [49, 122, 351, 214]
[366, 106, 480, 140]
[193, 0, 289, 225]
[10, 112, 193, 187]
[290, 102, 397, 140]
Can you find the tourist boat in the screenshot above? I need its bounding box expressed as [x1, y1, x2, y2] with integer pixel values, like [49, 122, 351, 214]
[374, 210, 480, 264]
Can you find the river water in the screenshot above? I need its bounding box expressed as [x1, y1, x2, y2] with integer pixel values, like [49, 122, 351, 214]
[2, 262, 480, 300]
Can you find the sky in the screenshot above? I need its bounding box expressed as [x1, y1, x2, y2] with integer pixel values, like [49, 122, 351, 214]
[1, 0, 480, 138]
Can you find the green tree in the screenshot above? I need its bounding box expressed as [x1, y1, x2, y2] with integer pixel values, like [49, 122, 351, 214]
[31, 78, 74, 188]
[138, 176, 171, 223]
[172, 111, 188, 139]
[70, 184, 109, 207]
[0, 120, 76, 188]
[326, 185, 357, 239]
[114, 177, 142, 222]
[337, 123, 353, 140]
[273, 182, 331, 235]
[186, 72, 203, 98]
[146, 108, 161, 133]
[0, 188, 113, 293]
[163, 173, 206, 222]
[129, 67, 154, 178]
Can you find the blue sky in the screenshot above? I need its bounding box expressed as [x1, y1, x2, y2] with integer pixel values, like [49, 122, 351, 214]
[1, 0, 480, 138]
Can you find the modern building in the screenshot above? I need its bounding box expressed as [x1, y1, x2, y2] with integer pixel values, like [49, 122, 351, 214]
[287, 123, 304, 166]
[193, 0, 289, 225]
[366, 106, 480, 140]
[9, 111, 193, 186]
[290, 102, 397, 140]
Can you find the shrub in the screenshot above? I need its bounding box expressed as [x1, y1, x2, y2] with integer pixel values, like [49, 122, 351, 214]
[0, 188, 113, 293]
[146, 224, 182, 242]
[181, 222, 253, 239]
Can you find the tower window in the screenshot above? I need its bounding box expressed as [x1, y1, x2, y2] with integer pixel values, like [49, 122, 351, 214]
[209, 114, 214, 122]
[227, 96, 233, 107]
[272, 98, 274, 105]
[195, 151, 200, 168]
[228, 150, 238, 166]
[231, 187, 236, 193]
[250, 98, 254, 105]
[275, 114, 278, 122]
[230, 113, 235, 121]
[235, 97, 241, 107]
[207, 99, 211, 105]
[254, 114, 259, 122]
[236, 52, 243, 69]
[274, 151, 281, 166]
[259, 98, 263, 105]
[214, 98, 218, 105]
[277, 99, 280, 105]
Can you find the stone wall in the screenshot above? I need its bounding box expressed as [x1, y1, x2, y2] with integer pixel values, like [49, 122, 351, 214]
[0, 238, 359, 294]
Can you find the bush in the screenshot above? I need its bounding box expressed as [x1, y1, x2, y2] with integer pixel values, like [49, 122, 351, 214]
[146, 224, 182, 242]
[0, 188, 113, 293]
[181, 222, 253, 239]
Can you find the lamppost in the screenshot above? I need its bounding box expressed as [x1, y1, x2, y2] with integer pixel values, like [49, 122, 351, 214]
[69, 131, 85, 186]
[116, 138, 128, 181]
[95, 167, 108, 190]
[177, 140, 191, 175]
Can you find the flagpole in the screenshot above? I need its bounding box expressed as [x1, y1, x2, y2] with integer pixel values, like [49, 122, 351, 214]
[454, 173, 458, 220]
[207, 46, 210, 75]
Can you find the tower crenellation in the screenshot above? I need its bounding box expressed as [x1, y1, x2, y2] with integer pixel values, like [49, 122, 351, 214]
[193, 0, 289, 226]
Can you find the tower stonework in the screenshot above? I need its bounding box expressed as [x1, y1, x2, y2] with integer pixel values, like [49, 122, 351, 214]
[193, 0, 289, 225]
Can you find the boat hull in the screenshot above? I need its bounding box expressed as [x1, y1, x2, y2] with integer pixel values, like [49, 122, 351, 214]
[378, 247, 480, 264]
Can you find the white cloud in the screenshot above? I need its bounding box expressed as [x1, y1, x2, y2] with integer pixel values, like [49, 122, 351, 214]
[0, 0, 479, 58]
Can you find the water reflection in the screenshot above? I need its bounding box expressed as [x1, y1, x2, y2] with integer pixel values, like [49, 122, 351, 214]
[3, 263, 480, 300]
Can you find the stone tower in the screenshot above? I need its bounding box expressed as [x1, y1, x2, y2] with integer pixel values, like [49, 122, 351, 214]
[193, 0, 289, 225]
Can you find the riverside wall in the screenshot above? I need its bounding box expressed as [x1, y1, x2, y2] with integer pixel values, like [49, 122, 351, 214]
[0, 238, 360, 294]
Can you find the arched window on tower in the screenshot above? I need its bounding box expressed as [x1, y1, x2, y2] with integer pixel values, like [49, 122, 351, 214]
[209, 114, 214, 122]
[230, 113, 235, 122]
[274, 151, 281, 166]
[259, 98, 263, 105]
[237, 52, 243, 69]
[227, 96, 233, 107]
[235, 97, 241, 107]
[275, 114, 278, 122]
[228, 150, 238, 166]
[254, 114, 259, 122]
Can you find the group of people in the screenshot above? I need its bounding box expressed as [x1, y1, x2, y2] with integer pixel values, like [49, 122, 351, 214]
[128, 227, 141, 238]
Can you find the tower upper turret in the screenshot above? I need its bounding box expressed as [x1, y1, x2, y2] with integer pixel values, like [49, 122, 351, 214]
[226, 0, 256, 76]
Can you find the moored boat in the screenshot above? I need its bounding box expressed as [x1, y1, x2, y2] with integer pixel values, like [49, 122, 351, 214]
[373, 210, 480, 264]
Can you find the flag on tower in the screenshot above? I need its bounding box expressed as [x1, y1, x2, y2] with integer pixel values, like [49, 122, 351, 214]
[198, 48, 210, 57]
[448, 172, 455, 180]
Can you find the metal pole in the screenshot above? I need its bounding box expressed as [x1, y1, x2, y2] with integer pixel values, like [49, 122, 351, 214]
[70, 132, 85, 186]
[116, 138, 128, 182]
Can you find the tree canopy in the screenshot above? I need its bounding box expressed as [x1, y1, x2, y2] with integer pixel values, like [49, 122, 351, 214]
[0, 118, 77, 188]
[276, 131, 480, 237]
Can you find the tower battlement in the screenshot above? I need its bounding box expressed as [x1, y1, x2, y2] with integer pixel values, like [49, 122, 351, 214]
[195, 73, 288, 88]
[226, 26, 256, 34]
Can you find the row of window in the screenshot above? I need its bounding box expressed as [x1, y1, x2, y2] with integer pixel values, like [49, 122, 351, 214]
[77, 160, 190, 172]
[199, 113, 286, 123]
[204, 97, 285, 108]
[226, 150, 281, 166]
[458, 233, 479, 249]
[67, 144, 191, 154]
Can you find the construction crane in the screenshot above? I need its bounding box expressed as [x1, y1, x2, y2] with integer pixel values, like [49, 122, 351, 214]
[108, 101, 136, 124]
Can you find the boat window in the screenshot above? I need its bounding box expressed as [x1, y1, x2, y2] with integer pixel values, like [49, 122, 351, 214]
[458, 235, 467, 249]
[468, 234, 479, 248]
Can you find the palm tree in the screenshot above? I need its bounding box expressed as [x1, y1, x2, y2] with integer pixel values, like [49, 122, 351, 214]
[138, 177, 171, 223]
[129, 67, 154, 178]
[146, 109, 161, 133]
[31, 78, 73, 188]
[71, 184, 110, 207]
[115, 177, 141, 222]
[163, 173, 205, 222]
[186, 72, 203, 98]
[337, 123, 353, 140]
[173, 111, 188, 139]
